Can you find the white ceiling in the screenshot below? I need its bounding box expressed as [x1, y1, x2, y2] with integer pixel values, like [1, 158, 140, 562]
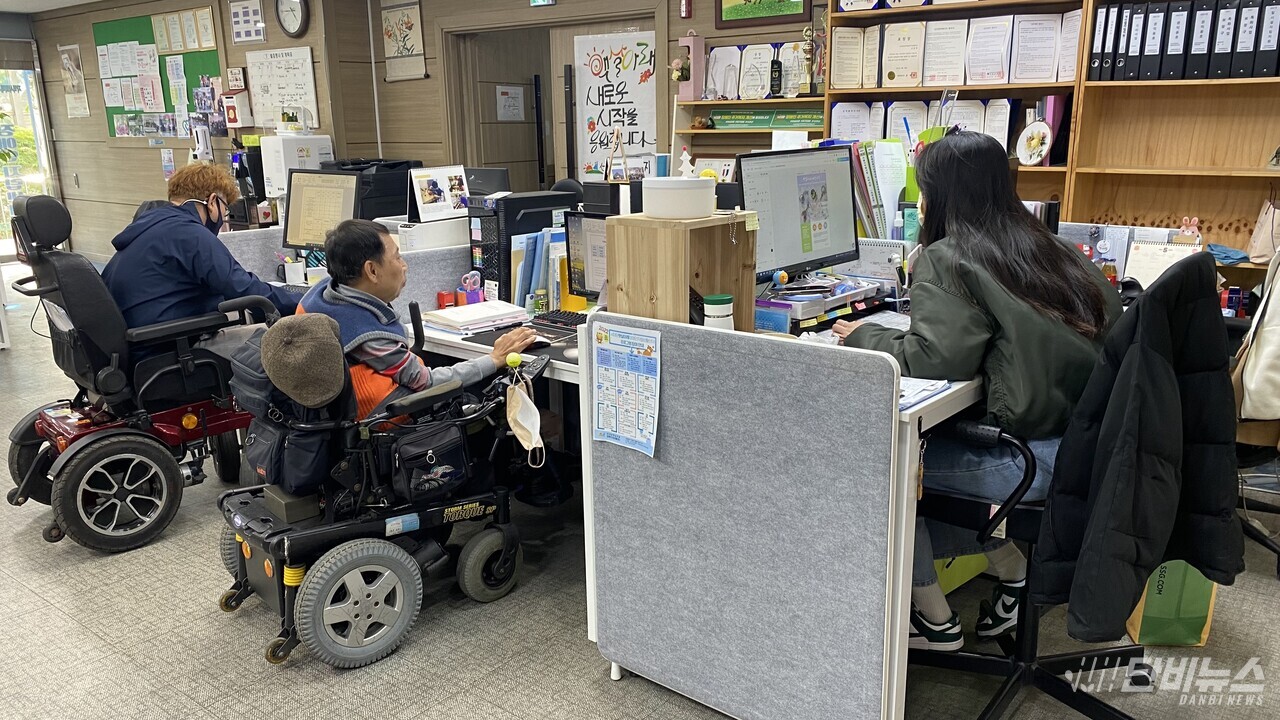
[0, 0, 104, 13]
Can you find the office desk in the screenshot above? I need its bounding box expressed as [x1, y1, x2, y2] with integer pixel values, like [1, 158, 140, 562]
[421, 317, 983, 719]
[415, 325, 581, 385]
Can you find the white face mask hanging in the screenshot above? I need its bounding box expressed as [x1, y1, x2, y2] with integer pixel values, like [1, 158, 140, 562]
[506, 372, 544, 468]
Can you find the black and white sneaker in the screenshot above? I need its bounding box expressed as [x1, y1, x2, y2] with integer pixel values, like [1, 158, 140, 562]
[976, 579, 1024, 639]
[909, 606, 964, 651]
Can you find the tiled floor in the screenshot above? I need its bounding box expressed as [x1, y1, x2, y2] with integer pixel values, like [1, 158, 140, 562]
[2, 262, 1278, 719]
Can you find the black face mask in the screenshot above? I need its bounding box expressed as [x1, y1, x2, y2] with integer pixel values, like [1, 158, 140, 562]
[187, 197, 224, 234]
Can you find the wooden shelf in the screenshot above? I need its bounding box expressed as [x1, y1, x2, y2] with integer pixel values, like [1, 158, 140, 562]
[676, 98, 824, 107]
[827, 82, 1075, 98]
[1076, 166, 1280, 178]
[831, 0, 1082, 25]
[1086, 77, 1280, 88]
[675, 128, 824, 134]
[1018, 166, 1068, 173]
[1221, 261, 1271, 270]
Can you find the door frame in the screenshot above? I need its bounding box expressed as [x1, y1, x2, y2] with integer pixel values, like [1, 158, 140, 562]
[437, 1, 669, 178]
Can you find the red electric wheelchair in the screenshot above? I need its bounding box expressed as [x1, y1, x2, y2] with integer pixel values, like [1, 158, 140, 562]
[5, 195, 276, 552]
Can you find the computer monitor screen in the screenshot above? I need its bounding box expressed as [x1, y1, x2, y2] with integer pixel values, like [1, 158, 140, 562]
[465, 167, 511, 196]
[565, 211, 608, 299]
[736, 146, 859, 282]
[282, 169, 360, 250]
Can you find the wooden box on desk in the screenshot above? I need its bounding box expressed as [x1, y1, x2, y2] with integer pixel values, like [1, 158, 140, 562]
[606, 212, 757, 332]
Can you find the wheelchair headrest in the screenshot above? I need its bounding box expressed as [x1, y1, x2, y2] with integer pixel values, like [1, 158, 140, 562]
[13, 195, 72, 250]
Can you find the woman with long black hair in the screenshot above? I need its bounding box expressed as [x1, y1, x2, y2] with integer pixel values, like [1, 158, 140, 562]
[834, 131, 1122, 651]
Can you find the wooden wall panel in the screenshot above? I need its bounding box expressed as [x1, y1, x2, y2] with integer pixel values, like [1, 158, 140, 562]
[1072, 174, 1267, 249]
[33, 0, 342, 256]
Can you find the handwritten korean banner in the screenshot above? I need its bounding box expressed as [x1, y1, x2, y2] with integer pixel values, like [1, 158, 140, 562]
[573, 31, 658, 180]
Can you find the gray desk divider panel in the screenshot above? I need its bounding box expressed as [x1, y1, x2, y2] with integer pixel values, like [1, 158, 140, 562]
[220, 226, 285, 281]
[399, 245, 472, 322]
[586, 313, 901, 720]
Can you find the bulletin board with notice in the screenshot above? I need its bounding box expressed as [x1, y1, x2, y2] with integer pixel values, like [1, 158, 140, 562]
[91, 7, 224, 142]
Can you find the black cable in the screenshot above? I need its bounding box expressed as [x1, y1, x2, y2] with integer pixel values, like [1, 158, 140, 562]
[28, 300, 49, 339]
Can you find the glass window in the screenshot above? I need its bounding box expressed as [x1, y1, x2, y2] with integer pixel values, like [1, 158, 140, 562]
[0, 67, 53, 261]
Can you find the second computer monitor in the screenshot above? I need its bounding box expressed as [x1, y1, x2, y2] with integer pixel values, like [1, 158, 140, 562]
[281, 169, 361, 250]
[464, 167, 511, 196]
[736, 146, 859, 282]
[565, 211, 609, 300]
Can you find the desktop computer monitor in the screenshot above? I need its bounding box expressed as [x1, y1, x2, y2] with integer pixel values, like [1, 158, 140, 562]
[565, 211, 609, 300]
[736, 146, 860, 283]
[281, 169, 361, 250]
[464, 167, 511, 196]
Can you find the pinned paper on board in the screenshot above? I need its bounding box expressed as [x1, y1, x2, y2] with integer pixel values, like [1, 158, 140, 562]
[592, 323, 662, 458]
[496, 85, 524, 122]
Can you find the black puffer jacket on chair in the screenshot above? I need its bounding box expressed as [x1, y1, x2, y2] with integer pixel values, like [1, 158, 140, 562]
[1032, 252, 1245, 643]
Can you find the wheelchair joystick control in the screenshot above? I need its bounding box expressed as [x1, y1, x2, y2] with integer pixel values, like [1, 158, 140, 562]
[506, 353, 522, 368]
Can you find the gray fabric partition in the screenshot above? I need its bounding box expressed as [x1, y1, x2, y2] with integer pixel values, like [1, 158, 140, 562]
[220, 229, 471, 321]
[398, 245, 472, 321]
[586, 313, 901, 720]
[220, 227, 284, 282]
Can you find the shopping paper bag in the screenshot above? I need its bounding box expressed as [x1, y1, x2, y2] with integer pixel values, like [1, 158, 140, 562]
[1246, 195, 1279, 264]
[1126, 561, 1218, 647]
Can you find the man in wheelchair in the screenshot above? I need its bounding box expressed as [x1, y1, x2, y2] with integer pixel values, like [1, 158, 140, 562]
[102, 162, 298, 359]
[297, 218, 534, 419]
[219, 313, 551, 668]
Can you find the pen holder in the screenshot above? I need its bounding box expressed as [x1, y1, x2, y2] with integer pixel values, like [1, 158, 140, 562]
[282, 262, 305, 285]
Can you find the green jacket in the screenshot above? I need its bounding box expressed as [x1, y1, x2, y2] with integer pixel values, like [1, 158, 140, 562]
[846, 236, 1122, 439]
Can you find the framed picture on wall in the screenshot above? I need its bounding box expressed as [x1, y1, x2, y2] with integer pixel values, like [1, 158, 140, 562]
[715, 0, 812, 30]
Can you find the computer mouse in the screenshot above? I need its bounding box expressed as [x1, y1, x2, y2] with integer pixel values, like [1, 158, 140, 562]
[529, 335, 552, 350]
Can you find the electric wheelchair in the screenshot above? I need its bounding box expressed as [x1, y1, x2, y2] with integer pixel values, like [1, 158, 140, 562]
[5, 195, 273, 552]
[217, 310, 552, 668]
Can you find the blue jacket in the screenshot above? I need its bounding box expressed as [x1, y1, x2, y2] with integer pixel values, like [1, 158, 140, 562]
[102, 203, 297, 328]
[299, 277, 405, 352]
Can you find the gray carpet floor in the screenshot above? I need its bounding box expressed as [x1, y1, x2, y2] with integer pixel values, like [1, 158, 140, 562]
[1, 263, 1276, 719]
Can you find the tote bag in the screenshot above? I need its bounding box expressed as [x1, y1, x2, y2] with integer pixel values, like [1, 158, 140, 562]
[1236, 252, 1280, 420]
[1245, 192, 1279, 264]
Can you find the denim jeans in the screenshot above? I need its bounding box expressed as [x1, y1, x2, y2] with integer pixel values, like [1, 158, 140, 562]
[912, 435, 1061, 587]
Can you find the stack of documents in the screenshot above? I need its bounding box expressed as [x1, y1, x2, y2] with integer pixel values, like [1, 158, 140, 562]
[853, 139, 908, 239]
[900, 378, 951, 411]
[419, 301, 529, 335]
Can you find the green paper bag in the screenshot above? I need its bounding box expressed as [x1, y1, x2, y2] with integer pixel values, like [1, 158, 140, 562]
[1126, 561, 1218, 647]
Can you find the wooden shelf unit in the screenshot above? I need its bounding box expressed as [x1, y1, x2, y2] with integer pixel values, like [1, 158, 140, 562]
[676, 98, 824, 107]
[606, 213, 758, 332]
[826, 82, 1076, 99]
[830, 0, 1083, 25]
[673, 97, 825, 160]
[818, 0, 1280, 247]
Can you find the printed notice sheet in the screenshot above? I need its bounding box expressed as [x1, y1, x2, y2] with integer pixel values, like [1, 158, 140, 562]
[592, 324, 661, 457]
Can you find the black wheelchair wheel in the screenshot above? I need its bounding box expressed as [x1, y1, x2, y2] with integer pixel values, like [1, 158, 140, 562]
[457, 527, 522, 603]
[210, 431, 243, 485]
[7, 440, 53, 506]
[51, 435, 184, 553]
[219, 524, 241, 577]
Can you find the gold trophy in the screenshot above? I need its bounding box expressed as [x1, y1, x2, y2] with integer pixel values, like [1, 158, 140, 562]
[800, 27, 816, 97]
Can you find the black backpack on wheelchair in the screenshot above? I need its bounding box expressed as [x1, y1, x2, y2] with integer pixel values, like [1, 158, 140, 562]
[5, 194, 269, 552]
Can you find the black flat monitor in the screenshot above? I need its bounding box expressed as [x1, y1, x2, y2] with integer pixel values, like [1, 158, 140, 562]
[465, 167, 511, 196]
[736, 146, 860, 283]
[281, 169, 361, 250]
[564, 211, 609, 300]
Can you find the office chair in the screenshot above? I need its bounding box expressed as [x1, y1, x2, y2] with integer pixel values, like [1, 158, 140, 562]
[550, 178, 583, 207]
[912, 422, 1146, 720]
